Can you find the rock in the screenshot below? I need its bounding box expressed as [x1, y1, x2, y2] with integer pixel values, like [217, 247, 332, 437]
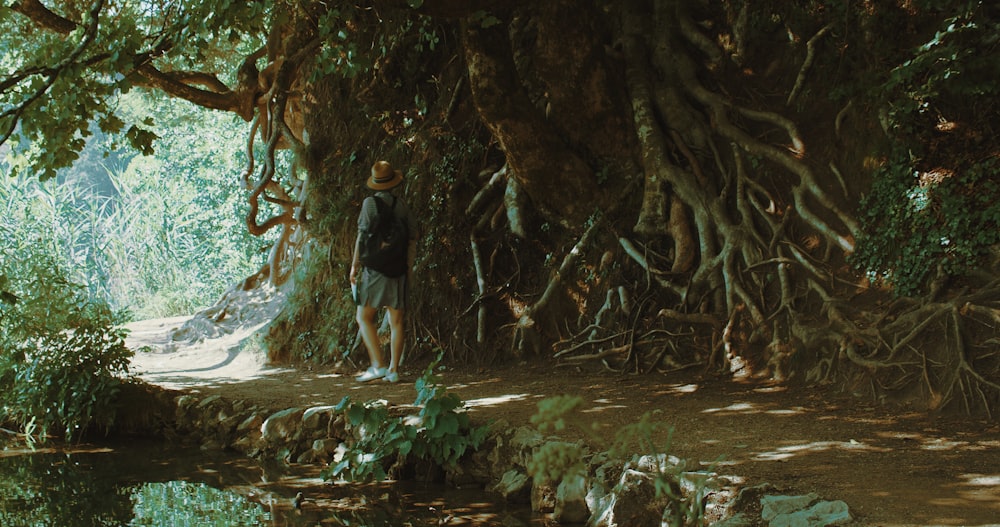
[731, 483, 778, 514]
[492, 470, 531, 503]
[231, 434, 259, 455]
[585, 480, 615, 527]
[197, 395, 224, 409]
[311, 438, 339, 459]
[769, 499, 852, 527]
[200, 439, 224, 451]
[712, 512, 756, 527]
[509, 426, 545, 467]
[175, 394, 198, 411]
[627, 453, 683, 474]
[608, 468, 665, 527]
[238, 412, 264, 432]
[296, 449, 317, 464]
[260, 407, 305, 445]
[761, 493, 820, 521]
[554, 474, 590, 523]
[484, 423, 542, 481]
[302, 405, 337, 429]
[445, 461, 485, 488]
[531, 481, 556, 513]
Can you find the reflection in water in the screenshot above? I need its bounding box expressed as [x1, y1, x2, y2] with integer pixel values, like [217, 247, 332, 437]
[0, 441, 541, 526]
[131, 481, 266, 525]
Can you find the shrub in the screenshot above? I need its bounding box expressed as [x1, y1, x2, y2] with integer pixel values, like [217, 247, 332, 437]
[321, 353, 489, 482]
[0, 247, 132, 441]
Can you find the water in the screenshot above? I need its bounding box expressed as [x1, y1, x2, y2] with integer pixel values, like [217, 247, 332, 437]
[0, 440, 542, 526]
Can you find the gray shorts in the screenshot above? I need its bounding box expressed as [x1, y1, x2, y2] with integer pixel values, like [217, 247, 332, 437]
[356, 267, 407, 310]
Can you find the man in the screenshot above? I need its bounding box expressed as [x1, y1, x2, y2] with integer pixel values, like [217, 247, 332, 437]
[349, 161, 416, 383]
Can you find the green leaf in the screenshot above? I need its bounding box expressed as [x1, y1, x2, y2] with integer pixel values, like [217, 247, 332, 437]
[330, 459, 350, 476]
[347, 404, 366, 426]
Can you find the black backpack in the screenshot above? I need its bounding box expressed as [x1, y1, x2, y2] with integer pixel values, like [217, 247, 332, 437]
[359, 195, 409, 277]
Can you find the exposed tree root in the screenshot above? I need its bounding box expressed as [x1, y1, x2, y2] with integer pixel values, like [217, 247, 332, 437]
[507, 176, 639, 356]
[787, 23, 834, 106]
[505, 3, 1000, 415]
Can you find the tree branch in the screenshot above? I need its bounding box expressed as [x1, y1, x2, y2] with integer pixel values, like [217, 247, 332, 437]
[10, 0, 77, 33]
[3, 0, 105, 145]
[788, 23, 834, 106]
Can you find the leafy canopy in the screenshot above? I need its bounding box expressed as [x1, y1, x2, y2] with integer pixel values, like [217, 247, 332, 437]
[1, 0, 269, 180]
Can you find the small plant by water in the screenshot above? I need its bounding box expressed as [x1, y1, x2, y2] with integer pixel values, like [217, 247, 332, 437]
[528, 395, 720, 527]
[321, 353, 489, 483]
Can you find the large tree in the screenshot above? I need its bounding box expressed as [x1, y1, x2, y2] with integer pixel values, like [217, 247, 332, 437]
[3, 0, 999, 415]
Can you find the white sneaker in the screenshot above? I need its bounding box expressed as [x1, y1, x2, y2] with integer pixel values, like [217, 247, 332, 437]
[383, 371, 400, 383]
[356, 366, 386, 382]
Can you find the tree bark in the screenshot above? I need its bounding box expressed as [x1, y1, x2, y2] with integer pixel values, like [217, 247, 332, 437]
[462, 16, 598, 228]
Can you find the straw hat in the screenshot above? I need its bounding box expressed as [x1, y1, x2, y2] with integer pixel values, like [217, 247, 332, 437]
[367, 161, 404, 190]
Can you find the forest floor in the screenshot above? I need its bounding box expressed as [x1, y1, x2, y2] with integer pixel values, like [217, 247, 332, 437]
[126, 313, 1000, 527]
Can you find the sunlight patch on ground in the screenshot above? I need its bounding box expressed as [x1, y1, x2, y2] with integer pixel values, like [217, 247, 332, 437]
[941, 476, 1000, 514]
[312, 373, 345, 380]
[959, 474, 1000, 487]
[840, 415, 900, 425]
[463, 393, 533, 409]
[127, 314, 294, 390]
[752, 440, 887, 461]
[582, 398, 628, 414]
[444, 376, 508, 391]
[876, 431, 921, 440]
[764, 408, 806, 416]
[921, 438, 968, 451]
[701, 401, 807, 416]
[703, 402, 756, 414]
[893, 434, 1000, 453]
[653, 383, 700, 396]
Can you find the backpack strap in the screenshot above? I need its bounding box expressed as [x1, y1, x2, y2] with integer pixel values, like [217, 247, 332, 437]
[373, 193, 397, 211]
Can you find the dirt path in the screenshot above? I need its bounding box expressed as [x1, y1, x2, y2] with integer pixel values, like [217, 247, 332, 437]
[127, 316, 1000, 527]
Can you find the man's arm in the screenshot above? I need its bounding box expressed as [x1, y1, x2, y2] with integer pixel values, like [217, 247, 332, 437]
[350, 232, 363, 285]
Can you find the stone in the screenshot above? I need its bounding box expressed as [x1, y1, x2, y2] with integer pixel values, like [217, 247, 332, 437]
[296, 438, 340, 464]
[238, 412, 264, 432]
[627, 453, 683, 474]
[492, 470, 532, 503]
[231, 434, 259, 455]
[531, 481, 556, 513]
[712, 512, 756, 527]
[608, 468, 665, 527]
[731, 483, 778, 514]
[509, 426, 545, 467]
[585, 480, 615, 527]
[554, 474, 590, 523]
[197, 395, 224, 409]
[175, 394, 197, 411]
[311, 438, 339, 456]
[296, 449, 317, 464]
[200, 439, 224, 451]
[761, 493, 820, 521]
[302, 405, 337, 429]
[260, 407, 305, 445]
[769, 500, 852, 527]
